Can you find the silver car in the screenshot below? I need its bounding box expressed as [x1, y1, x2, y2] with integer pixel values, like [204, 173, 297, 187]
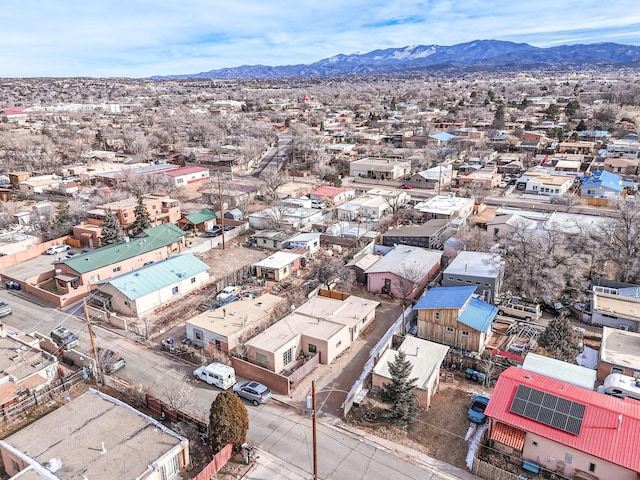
[233, 381, 272, 406]
[0, 302, 11, 318]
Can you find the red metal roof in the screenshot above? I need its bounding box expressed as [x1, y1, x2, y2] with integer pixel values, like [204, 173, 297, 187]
[164, 166, 209, 177]
[485, 366, 640, 472]
[310, 185, 351, 198]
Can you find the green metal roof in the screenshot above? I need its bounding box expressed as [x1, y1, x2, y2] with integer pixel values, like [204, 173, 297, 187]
[184, 209, 216, 225]
[106, 254, 209, 300]
[59, 223, 185, 274]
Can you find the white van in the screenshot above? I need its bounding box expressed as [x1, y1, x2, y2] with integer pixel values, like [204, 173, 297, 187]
[193, 362, 236, 390]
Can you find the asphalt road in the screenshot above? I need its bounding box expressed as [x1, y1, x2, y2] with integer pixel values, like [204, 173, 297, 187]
[0, 289, 477, 479]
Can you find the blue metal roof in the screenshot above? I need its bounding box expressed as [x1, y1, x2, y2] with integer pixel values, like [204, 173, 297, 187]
[414, 286, 476, 309]
[107, 254, 209, 300]
[429, 132, 456, 142]
[580, 170, 623, 192]
[457, 298, 497, 333]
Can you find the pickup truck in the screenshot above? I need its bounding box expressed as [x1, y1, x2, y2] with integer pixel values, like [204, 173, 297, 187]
[216, 286, 240, 301]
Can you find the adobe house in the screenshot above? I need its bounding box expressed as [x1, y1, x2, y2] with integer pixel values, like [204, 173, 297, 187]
[0, 388, 190, 479]
[51, 223, 185, 306]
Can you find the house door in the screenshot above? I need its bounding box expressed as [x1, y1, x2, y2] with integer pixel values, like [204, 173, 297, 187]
[382, 278, 392, 297]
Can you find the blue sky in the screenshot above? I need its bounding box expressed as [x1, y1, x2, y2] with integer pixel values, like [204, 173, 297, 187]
[2, 1, 639, 78]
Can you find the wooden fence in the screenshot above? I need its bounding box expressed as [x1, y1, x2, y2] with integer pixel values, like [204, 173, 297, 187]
[1, 369, 87, 424]
[146, 394, 208, 432]
[194, 444, 233, 480]
[471, 459, 529, 480]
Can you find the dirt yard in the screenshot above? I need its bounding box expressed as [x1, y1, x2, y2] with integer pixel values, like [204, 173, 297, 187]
[347, 373, 492, 471]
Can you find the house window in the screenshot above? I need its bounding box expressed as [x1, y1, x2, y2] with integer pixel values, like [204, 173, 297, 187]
[124, 301, 130, 307]
[176, 178, 184, 184]
[611, 367, 624, 375]
[308, 344, 317, 353]
[565, 453, 572, 464]
[123, 212, 128, 218]
[435, 312, 440, 320]
[172, 286, 179, 295]
[90, 274, 100, 283]
[256, 353, 268, 368]
[532, 441, 538, 446]
[336, 340, 342, 348]
[283, 348, 293, 366]
[113, 266, 121, 273]
[160, 455, 180, 480]
[461, 330, 470, 337]
[191, 277, 196, 284]
[195, 331, 203, 341]
[589, 463, 596, 473]
[446, 326, 454, 333]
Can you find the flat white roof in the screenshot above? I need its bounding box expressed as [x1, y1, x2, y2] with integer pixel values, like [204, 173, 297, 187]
[443, 251, 503, 278]
[373, 336, 449, 390]
[253, 251, 302, 269]
[600, 326, 640, 369]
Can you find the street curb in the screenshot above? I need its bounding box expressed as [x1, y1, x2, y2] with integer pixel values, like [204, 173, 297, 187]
[270, 395, 481, 480]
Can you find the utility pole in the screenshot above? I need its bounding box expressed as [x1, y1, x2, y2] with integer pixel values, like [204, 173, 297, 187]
[217, 171, 226, 250]
[312, 380, 318, 480]
[83, 298, 102, 383]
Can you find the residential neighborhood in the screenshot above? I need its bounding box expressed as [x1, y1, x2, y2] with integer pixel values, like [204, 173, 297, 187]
[0, 68, 639, 480]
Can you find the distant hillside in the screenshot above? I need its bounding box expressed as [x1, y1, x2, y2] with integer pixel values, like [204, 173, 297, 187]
[152, 40, 640, 80]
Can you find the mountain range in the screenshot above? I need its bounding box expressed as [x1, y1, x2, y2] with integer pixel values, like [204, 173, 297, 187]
[154, 40, 640, 80]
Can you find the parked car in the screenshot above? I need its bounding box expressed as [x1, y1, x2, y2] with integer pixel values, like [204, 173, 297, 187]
[205, 225, 222, 237]
[467, 395, 490, 424]
[233, 381, 272, 406]
[66, 250, 79, 258]
[217, 286, 240, 301]
[543, 301, 572, 318]
[400, 184, 413, 189]
[46, 245, 70, 255]
[0, 301, 11, 318]
[310, 200, 327, 209]
[97, 347, 126, 374]
[50, 326, 79, 350]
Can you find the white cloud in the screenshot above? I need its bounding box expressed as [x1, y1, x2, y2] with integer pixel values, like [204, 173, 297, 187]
[0, 0, 638, 77]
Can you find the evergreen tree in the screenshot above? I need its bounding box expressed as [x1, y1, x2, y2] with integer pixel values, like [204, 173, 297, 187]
[208, 391, 249, 453]
[380, 350, 419, 426]
[537, 314, 581, 362]
[131, 195, 152, 237]
[100, 208, 124, 245]
[492, 102, 505, 129]
[54, 201, 71, 226]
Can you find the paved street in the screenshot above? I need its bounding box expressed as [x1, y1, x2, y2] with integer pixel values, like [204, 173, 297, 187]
[0, 288, 478, 479]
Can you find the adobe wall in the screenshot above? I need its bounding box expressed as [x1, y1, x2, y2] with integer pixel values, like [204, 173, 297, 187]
[231, 357, 290, 395]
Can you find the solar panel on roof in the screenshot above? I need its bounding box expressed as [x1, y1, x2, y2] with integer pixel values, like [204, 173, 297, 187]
[509, 385, 585, 435]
